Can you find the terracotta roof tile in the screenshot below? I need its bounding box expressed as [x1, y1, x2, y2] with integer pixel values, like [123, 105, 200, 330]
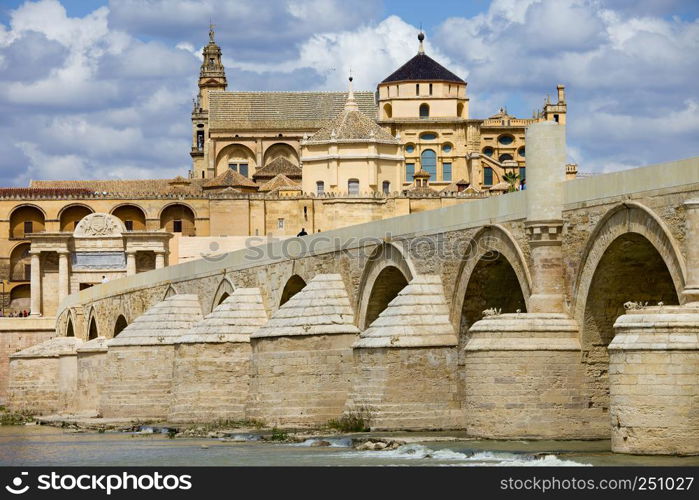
[209, 91, 377, 130]
[252, 157, 302, 181]
[203, 169, 258, 189]
[258, 174, 301, 192]
[308, 108, 398, 142]
[29, 179, 205, 195]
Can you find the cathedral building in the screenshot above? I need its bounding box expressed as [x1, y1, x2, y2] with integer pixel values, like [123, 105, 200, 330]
[0, 28, 573, 317]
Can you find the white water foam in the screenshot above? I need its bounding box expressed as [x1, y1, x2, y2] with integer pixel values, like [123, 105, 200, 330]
[292, 438, 353, 448]
[335, 444, 588, 466]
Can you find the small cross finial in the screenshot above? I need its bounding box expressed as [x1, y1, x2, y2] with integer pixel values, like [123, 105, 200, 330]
[209, 22, 215, 43]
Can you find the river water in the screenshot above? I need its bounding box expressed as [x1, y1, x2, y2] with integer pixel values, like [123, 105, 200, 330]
[1, 426, 698, 467]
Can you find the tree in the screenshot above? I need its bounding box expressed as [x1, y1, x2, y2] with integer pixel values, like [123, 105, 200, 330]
[503, 171, 520, 192]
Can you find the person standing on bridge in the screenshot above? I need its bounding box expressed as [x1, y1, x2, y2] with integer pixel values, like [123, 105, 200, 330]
[297, 228, 308, 237]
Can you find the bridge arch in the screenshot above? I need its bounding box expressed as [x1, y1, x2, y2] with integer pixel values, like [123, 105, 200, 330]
[113, 314, 128, 337]
[451, 225, 531, 336]
[279, 274, 306, 307]
[211, 278, 235, 311]
[572, 202, 684, 418]
[573, 201, 685, 323]
[163, 284, 178, 300]
[357, 242, 416, 330]
[86, 308, 99, 340]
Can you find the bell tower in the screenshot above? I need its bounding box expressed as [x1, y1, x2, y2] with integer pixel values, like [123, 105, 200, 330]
[198, 24, 227, 111]
[190, 25, 227, 179]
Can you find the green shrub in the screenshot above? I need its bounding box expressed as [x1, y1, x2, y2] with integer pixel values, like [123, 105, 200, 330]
[327, 407, 371, 432]
[269, 428, 289, 441]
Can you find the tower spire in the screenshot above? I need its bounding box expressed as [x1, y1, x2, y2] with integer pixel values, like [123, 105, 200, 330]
[345, 72, 358, 111]
[417, 31, 425, 54]
[209, 22, 215, 43]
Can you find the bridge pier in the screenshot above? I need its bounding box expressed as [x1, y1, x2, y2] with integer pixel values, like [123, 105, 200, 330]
[168, 288, 267, 423]
[463, 122, 604, 439]
[247, 275, 359, 428]
[349, 275, 461, 430]
[99, 295, 203, 419]
[608, 198, 699, 455]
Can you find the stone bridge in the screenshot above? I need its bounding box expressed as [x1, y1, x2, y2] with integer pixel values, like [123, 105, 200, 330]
[7, 123, 699, 455]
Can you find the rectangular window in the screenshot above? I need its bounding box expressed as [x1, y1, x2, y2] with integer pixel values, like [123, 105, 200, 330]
[442, 162, 452, 182]
[196, 130, 204, 150]
[416, 83, 420, 96]
[554, 114, 559, 123]
[429, 83, 433, 95]
[348, 179, 359, 195]
[239, 163, 248, 177]
[316, 181, 325, 195]
[519, 167, 526, 181]
[23, 221, 33, 235]
[124, 220, 134, 232]
[173, 220, 183, 233]
[277, 218, 285, 229]
[484, 167, 493, 186]
[396, 85, 399, 97]
[406, 163, 415, 182]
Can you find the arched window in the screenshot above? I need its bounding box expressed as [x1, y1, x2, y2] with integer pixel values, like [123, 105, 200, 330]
[419, 103, 430, 119]
[59, 205, 93, 232]
[348, 179, 360, 195]
[499, 153, 513, 162]
[518, 146, 525, 157]
[316, 181, 325, 196]
[160, 204, 196, 236]
[382, 181, 391, 194]
[383, 103, 392, 119]
[420, 149, 437, 180]
[457, 102, 464, 117]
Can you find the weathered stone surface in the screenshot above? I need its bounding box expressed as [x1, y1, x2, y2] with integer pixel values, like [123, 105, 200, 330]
[100, 295, 203, 419]
[7, 336, 82, 415]
[347, 346, 462, 430]
[251, 274, 358, 339]
[463, 313, 607, 439]
[249, 274, 359, 427]
[75, 337, 108, 415]
[169, 288, 267, 422]
[610, 306, 699, 455]
[355, 275, 458, 348]
[108, 294, 203, 346]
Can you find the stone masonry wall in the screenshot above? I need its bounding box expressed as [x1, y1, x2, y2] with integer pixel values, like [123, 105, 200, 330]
[169, 342, 251, 423]
[462, 350, 608, 439]
[100, 345, 175, 419]
[247, 334, 357, 427]
[348, 346, 462, 430]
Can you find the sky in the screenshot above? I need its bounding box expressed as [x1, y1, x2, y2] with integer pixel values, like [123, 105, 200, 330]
[0, 0, 697, 186]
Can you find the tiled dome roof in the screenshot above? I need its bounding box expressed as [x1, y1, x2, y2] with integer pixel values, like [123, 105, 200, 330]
[381, 53, 465, 84]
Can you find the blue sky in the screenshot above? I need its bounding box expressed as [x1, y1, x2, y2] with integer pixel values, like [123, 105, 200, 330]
[0, 0, 697, 185]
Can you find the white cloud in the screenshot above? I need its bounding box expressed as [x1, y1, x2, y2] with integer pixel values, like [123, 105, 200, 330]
[0, 0, 696, 186]
[434, 0, 699, 171]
